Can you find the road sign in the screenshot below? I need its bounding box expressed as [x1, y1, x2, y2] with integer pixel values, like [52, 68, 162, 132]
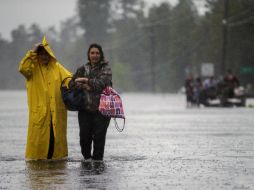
[201, 63, 214, 77]
[240, 67, 254, 74]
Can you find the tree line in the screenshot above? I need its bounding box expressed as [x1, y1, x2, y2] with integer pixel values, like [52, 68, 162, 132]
[0, 0, 253, 92]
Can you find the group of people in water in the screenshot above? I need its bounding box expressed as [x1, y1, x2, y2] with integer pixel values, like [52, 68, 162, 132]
[18, 36, 245, 162]
[19, 37, 112, 161]
[185, 69, 241, 107]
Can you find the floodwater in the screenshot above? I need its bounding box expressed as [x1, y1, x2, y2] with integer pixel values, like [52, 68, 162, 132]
[1, 91, 254, 190]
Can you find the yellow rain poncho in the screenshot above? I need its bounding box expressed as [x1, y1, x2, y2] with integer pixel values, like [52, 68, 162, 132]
[19, 37, 71, 160]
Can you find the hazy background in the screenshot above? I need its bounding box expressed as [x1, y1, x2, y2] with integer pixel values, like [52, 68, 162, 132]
[0, 0, 253, 92]
[0, 0, 179, 40]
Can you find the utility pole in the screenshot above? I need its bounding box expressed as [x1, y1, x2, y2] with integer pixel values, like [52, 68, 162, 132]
[221, 0, 229, 75]
[149, 25, 156, 92]
[139, 20, 162, 93]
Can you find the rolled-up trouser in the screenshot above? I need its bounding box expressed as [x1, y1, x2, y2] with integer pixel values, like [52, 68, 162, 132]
[78, 110, 110, 160]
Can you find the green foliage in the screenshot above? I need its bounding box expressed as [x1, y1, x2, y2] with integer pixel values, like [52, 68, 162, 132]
[111, 61, 135, 91]
[203, 0, 254, 85]
[78, 0, 111, 45]
[1, 0, 254, 90]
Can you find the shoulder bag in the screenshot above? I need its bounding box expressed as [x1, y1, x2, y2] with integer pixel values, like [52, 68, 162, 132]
[99, 86, 125, 132]
[60, 77, 85, 111]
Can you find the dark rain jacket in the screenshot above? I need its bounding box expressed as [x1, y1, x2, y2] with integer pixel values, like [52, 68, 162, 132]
[70, 61, 112, 112]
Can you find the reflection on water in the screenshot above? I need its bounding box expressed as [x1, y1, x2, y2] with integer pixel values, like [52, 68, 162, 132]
[1, 91, 254, 189]
[25, 160, 108, 189]
[26, 161, 68, 190]
[79, 161, 109, 189]
[26, 160, 67, 171]
[80, 161, 106, 176]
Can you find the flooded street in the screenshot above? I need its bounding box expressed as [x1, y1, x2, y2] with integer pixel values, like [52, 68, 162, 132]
[1, 91, 254, 189]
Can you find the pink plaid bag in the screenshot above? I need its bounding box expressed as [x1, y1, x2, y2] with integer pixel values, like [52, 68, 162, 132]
[99, 86, 125, 131]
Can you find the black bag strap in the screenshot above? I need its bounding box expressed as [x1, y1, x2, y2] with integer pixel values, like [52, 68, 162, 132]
[61, 76, 73, 88]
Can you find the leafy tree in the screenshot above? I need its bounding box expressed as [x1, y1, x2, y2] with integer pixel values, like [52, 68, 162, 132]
[10, 25, 30, 89]
[110, 0, 148, 91]
[78, 0, 111, 45]
[56, 17, 85, 71]
[0, 35, 10, 88]
[170, 0, 198, 90]
[225, 0, 254, 85]
[146, 3, 173, 92]
[2, 0, 253, 92]
[203, 0, 254, 85]
[29, 24, 44, 45]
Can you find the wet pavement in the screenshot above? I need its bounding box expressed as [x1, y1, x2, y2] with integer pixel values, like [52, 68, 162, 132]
[0, 91, 254, 189]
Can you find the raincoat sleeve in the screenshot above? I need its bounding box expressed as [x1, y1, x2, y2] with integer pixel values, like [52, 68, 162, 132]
[88, 64, 112, 93]
[57, 63, 72, 86]
[68, 66, 84, 88]
[18, 50, 37, 80]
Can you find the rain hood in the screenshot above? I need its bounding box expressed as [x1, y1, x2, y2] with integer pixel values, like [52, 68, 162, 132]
[40, 36, 56, 60]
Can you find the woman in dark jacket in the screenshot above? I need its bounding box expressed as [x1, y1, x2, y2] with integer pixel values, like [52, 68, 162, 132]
[70, 43, 112, 161]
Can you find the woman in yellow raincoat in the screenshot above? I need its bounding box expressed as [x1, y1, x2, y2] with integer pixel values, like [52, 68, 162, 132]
[19, 37, 71, 160]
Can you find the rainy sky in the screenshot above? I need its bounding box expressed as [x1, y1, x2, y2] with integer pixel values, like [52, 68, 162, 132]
[0, 0, 178, 40]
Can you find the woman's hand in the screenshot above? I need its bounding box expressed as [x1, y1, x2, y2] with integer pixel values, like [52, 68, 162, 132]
[75, 77, 91, 90]
[76, 82, 91, 90]
[75, 77, 89, 83]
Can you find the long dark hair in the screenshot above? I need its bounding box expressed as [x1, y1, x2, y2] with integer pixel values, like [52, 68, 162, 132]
[87, 43, 105, 62]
